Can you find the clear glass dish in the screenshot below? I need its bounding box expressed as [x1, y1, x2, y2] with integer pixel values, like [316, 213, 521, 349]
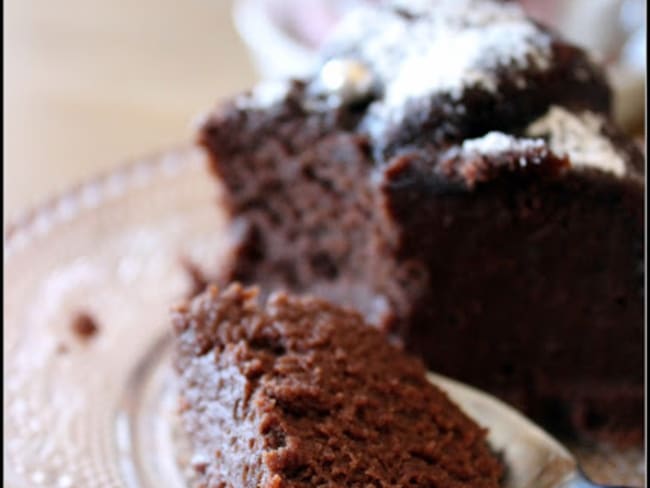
[3, 147, 644, 487]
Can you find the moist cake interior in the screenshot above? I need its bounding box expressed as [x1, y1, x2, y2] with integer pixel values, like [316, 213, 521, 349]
[197, 0, 644, 444]
[174, 284, 504, 487]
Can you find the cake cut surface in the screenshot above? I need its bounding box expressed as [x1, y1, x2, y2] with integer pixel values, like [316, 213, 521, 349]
[197, 0, 644, 444]
[174, 284, 503, 488]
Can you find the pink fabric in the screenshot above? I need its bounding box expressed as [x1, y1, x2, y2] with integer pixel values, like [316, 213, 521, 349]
[519, 0, 560, 25]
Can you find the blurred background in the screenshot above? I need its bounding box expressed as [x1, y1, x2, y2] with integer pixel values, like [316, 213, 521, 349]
[4, 0, 645, 222]
[4, 0, 257, 221]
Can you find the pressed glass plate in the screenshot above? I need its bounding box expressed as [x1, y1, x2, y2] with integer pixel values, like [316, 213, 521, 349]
[3, 147, 644, 487]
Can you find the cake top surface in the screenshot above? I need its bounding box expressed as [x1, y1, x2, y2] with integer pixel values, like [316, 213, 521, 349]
[526, 106, 627, 176]
[174, 284, 503, 487]
[235, 0, 557, 111]
[460, 131, 546, 155]
[204, 0, 637, 181]
[435, 132, 570, 188]
[321, 0, 552, 102]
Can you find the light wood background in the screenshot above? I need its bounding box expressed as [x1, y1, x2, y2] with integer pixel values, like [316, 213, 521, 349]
[4, 0, 257, 222]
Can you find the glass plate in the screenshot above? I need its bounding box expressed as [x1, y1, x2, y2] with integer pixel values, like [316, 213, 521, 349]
[3, 147, 644, 487]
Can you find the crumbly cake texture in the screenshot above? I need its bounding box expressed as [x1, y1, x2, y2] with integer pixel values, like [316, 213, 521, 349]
[197, 0, 644, 444]
[173, 284, 503, 488]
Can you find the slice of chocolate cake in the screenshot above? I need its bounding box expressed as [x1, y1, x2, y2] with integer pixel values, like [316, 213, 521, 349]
[173, 284, 503, 487]
[197, 0, 644, 444]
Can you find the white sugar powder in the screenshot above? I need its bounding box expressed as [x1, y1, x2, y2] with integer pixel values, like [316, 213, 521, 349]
[235, 80, 291, 110]
[526, 106, 626, 176]
[326, 0, 552, 105]
[461, 132, 545, 155]
[385, 20, 551, 105]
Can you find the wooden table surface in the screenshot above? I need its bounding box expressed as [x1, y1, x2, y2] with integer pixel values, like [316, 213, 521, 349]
[4, 0, 257, 222]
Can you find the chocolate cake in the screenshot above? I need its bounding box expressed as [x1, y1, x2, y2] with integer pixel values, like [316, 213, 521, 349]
[173, 284, 503, 487]
[197, 0, 644, 444]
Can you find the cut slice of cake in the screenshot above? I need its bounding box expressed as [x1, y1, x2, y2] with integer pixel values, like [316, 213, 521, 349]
[196, 0, 644, 444]
[173, 284, 503, 488]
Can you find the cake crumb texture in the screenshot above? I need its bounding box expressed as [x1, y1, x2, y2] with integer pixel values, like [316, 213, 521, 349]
[174, 284, 503, 488]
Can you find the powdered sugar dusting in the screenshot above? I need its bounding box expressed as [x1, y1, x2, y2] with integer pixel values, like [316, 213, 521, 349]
[385, 7, 552, 104]
[526, 106, 626, 176]
[461, 132, 545, 155]
[323, 0, 552, 105]
[235, 80, 291, 110]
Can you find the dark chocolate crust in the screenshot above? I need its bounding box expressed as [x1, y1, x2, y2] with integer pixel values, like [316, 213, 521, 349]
[174, 284, 503, 488]
[197, 0, 644, 445]
[383, 152, 644, 444]
[364, 41, 612, 160]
